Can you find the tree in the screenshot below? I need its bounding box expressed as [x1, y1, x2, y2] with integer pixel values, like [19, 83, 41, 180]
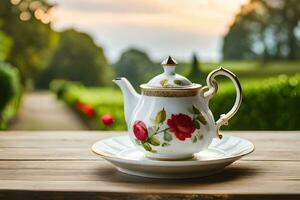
[223, 0, 300, 60]
[0, 0, 58, 85]
[187, 53, 202, 84]
[0, 31, 14, 114]
[113, 48, 157, 89]
[222, 14, 257, 60]
[0, 31, 12, 62]
[36, 29, 112, 88]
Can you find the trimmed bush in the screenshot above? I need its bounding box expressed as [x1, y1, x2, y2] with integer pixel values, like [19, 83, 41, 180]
[0, 62, 22, 129]
[210, 74, 300, 130]
[50, 80, 83, 100]
[0, 63, 19, 112]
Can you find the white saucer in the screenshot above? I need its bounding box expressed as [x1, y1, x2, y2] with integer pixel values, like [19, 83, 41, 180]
[92, 135, 254, 179]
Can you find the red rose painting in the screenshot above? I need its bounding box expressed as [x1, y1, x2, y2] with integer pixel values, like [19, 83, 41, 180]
[167, 113, 196, 141]
[133, 121, 148, 141]
[131, 107, 205, 152]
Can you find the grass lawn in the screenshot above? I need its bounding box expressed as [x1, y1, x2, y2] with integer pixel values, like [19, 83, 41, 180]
[178, 60, 300, 79]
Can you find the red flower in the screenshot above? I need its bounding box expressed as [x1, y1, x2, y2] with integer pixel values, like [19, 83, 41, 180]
[101, 114, 114, 126]
[75, 101, 95, 118]
[133, 121, 148, 141]
[75, 101, 84, 110]
[81, 104, 95, 118]
[167, 114, 196, 141]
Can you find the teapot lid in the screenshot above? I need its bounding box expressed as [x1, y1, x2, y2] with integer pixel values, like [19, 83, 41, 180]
[143, 56, 194, 88]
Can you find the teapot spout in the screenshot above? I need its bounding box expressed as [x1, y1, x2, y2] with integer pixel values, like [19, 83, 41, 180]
[113, 77, 140, 125]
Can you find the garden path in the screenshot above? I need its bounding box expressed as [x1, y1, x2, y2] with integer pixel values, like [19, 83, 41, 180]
[10, 92, 87, 130]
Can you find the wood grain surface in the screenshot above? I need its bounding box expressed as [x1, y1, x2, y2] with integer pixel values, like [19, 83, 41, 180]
[0, 131, 299, 200]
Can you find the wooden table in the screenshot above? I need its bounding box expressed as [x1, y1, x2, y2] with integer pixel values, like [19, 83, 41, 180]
[0, 131, 299, 200]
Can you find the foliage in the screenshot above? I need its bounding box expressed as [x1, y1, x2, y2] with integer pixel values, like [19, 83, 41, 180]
[223, 0, 300, 60]
[211, 74, 300, 130]
[113, 48, 159, 89]
[37, 29, 112, 88]
[187, 53, 203, 84]
[0, 63, 19, 112]
[50, 80, 125, 130]
[0, 0, 58, 83]
[50, 79, 83, 99]
[53, 73, 300, 130]
[0, 31, 12, 61]
[0, 62, 22, 129]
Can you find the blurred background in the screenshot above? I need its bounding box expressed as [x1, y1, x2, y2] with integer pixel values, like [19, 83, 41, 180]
[0, 0, 299, 131]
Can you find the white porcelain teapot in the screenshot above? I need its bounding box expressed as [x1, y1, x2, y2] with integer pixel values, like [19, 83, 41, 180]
[113, 56, 242, 160]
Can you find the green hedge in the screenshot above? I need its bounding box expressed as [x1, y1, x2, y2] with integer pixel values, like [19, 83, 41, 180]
[211, 74, 300, 130]
[52, 74, 300, 130]
[50, 79, 83, 99]
[0, 63, 22, 129]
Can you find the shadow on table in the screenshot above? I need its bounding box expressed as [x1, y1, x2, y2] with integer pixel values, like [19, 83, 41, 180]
[95, 164, 258, 184]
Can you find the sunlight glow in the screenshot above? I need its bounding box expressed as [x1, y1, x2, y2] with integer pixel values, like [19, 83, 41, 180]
[10, 0, 21, 5]
[20, 11, 31, 21]
[34, 8, 44, 20]
[49, 0, 249, 61]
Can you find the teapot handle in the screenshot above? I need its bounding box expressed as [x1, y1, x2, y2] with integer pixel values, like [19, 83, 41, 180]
[204, 67, 242, 139]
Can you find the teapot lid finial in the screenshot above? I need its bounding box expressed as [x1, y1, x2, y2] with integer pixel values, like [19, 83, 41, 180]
[144, 56, 194, 88]
[161, 56, 177, 66]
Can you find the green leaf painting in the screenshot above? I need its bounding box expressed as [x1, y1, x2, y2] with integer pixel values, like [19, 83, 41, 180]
[193, 120, 201, 129]
[149, 136, 160, 146]
[173, 79, 183, 85]
[155, 108, 166, 124]
[142, 143, 152, 151]
[160, 79, 169, 87]
[163, 131, 172, 141]
[192, 105, 200, 114]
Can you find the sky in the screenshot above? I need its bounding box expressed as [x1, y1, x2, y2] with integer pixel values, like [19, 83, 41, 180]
[49, 0, 249, 63]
